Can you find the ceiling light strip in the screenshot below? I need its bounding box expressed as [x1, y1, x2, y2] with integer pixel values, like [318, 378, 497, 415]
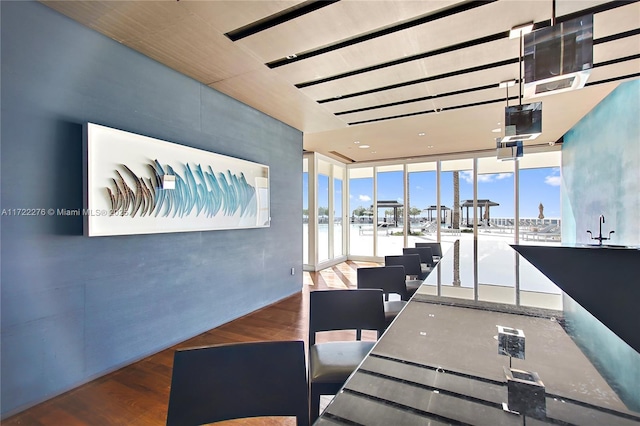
[267, 0, 497, 68]
[296, 31, 511, 89]
[295, 1, 636, 89]
[334, 82, 511, 116]
[319, 29, 638, 106]
[585, 72, 640, 87]
[317, 58, 519, 104]
[346, 72, 640, 127]
[593, 28, 640, 45]
[555, 0, 639, 25]
[592, 54, 640, 69]
[225, 0, 340, 42]
[348, 97, 515, 126]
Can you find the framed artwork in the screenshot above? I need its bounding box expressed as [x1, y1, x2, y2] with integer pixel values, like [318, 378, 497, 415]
[83, 123, 270, 236]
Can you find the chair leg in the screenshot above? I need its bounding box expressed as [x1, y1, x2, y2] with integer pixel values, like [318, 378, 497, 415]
[310, 384, 321, 424]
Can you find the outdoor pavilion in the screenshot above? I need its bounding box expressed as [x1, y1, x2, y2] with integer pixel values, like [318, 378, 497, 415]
[424, 205, 451, 223]
[459, 199, 499, 227]
[376, 200, 403, 227]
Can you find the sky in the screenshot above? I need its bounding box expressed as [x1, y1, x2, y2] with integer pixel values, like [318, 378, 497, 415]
[304, 166, 561, 219]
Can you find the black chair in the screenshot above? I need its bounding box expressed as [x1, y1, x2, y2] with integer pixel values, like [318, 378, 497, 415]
[416, 242, 443, 261]
[403, 247, 435, 270]
[309, 289, 386, 423]
[357, 265, 409, 325]
[384, 254, 426, 296]
[166, 340, 309, 426]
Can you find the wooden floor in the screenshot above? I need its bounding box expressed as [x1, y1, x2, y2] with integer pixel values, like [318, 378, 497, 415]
[4, 261, 380, 426]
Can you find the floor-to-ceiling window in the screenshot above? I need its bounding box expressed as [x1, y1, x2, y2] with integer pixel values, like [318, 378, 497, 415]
[334, 169, 344, 258]
[476, 157, 516, 304]
[349, 167, 374, 257]
[317, 167, 330, 263]
[307, 147, 560, 265]
[303, 157, 309, 265]
[376, 165, 404, 257]
[407, 162, 437, 247]
[440, 159, 474, 250]
[517, 151, 563, 309]
[517, 151, 562, 245]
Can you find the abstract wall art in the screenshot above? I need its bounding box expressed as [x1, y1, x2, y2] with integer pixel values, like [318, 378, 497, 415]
[83, 123, 270, 236]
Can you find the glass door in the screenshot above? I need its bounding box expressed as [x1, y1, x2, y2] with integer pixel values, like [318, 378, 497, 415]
[348, 167, 374, 257]
[304, 153, 347, 271]
[376, 165, 404, 257]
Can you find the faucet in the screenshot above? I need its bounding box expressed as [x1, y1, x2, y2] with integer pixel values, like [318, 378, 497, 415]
[587, 215, 615, 245]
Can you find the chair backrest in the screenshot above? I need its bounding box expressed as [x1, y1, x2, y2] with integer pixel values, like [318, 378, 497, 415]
[415, 242, 443, 258]
[166, 340, 309, 426]
[309, 289, 386, 346]
[385, 254, 422, 276]
[357, 266, 408, 301]
[403, 247, 434, 267]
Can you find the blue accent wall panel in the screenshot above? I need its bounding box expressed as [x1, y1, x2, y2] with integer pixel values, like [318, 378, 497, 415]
[1, 2, 303, 417]
[561, 79, 640, 410]
[562, 79, 640, 246]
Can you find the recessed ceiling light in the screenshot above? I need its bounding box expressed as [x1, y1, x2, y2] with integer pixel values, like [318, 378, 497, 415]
[354, 141, 360, 144]
[285, 54, 297, 59]
[427, 145, 434, 149]
[418, 132, 426, 137]
[359, 145, 370, 149]
[509, 22, 533, 39]
[371, 151, 377, 154]
[492, 128, 502, 133]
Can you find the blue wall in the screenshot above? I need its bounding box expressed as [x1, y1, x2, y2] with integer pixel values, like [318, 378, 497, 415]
[0, 2, 302, 417]
[561, 79, 640, 410]
[562, 79, 640, 246]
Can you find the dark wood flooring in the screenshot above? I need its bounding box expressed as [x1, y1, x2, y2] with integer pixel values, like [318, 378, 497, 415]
[4, 260, 379, 426]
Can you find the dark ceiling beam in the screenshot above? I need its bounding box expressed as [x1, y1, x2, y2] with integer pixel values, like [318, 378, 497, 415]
[225, 0, 340, 42]
[295, 0, 637, 89]
[267, 1, 497, 68]
[346, 71, 640, 126]
[317, 58, 520, 103]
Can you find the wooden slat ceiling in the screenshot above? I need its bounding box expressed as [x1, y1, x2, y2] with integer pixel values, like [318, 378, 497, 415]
[42, 0, 640, 163]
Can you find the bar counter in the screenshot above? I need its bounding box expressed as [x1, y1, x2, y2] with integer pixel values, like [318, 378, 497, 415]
[316, 240, 640, 425]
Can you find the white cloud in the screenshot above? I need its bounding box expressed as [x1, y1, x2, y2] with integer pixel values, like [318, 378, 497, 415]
[359, 195, 371, 202]
[545, 175, 561, 186]
[460, 171, 474, 183]
[463, 172, 512, 183]
[544, 168, 561, 186]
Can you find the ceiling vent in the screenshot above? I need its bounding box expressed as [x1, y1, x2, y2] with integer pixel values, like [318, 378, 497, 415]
[523, 14, 593, 98]
[501, 102, 542, 142]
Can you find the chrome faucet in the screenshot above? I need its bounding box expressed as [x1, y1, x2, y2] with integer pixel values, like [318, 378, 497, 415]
[587, 215, 615, 245]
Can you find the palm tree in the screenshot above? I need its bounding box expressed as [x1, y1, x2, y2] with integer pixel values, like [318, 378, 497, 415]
[409, 207, 422, 221]
[453, 239, 461, 286]
[453, 171, 460, 229]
